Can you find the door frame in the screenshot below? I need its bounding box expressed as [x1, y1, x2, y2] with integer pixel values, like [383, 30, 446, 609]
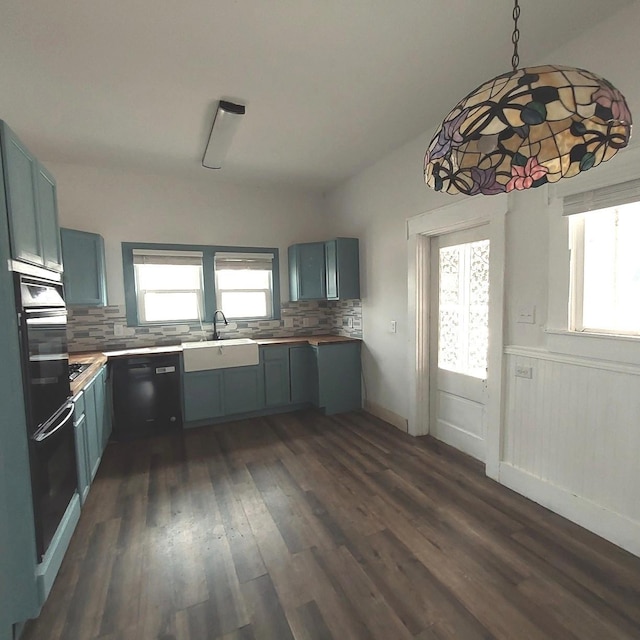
[407, 195, 507, 480]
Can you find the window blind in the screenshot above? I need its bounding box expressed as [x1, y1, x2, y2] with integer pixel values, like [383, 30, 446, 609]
[132, 249, 203, 266]
[214, 252, 274, 271]
[563, 178, 640, 216]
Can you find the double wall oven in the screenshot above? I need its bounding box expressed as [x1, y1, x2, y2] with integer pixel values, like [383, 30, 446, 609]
[14, 268, 76, 561]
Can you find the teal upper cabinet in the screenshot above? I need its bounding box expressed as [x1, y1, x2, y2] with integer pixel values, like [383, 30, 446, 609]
[0, 121, 62, 272]
[289, 242, 326, 301]
[61, 228, 107, 306]
[325, 238, 359, 300]
[35, 164, 62, 272]
[289, 237, 359, 302]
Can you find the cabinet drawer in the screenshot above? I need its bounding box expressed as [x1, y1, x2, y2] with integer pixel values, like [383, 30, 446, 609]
[261, 345, 289, 361]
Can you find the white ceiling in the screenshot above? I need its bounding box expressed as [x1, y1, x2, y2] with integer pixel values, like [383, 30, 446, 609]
[0, 0, 634, 191]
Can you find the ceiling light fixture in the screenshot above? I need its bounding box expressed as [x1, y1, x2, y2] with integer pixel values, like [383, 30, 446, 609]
[424, 0, 632, 196]
[202, 100, 246, 170]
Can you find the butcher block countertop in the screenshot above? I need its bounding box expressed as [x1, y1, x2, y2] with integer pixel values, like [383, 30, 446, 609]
[69, 335, 360, 394]
[254, 335, 360, 346]
[69, 352, 108, 396]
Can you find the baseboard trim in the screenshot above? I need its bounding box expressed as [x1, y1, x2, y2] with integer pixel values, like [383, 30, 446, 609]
[364, 400, 408, 432]
[499, 462, 640, 557]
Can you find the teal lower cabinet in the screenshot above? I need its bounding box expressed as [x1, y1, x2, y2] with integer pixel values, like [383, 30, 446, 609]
[73, 364, 109, 492]
[183, 370, 225, 422]
[223, 365, 265, 415]
[314, 342, 362, 414]
[262, 346, 291, 407]
[182, 341, 361, 425]
[289, 345, 316, 404]
[73, 401, 91, 505]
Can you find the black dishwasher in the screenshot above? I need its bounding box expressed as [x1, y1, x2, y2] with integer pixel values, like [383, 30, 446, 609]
[111, 353, 182, 440]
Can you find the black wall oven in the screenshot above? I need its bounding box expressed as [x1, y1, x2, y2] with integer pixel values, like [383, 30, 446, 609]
[15, 271, 77, 560]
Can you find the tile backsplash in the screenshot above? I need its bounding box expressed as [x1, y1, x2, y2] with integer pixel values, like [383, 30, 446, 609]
[67, 299, 362, 352]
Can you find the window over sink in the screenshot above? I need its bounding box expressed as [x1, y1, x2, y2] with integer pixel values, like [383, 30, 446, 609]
[122, 243, 280, 326]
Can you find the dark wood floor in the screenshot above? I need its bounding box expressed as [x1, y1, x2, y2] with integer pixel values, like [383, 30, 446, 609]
[23, 409, 640, 640]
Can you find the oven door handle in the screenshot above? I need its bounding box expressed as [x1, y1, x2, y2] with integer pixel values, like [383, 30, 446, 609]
[33, 403, 75, 442]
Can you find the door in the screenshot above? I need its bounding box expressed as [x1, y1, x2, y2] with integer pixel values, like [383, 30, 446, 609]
[429, 226, 490, 461]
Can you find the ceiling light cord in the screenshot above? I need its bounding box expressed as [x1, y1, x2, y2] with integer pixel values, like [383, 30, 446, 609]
[511, 0, 520, 72]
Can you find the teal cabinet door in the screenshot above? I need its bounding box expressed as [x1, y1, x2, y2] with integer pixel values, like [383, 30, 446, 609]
[35, 163, 62, 272]
[224, 365, 264, 415]
[325, 238, 360, 300]
[101, 369, 112, 448]
[315, 342, 361, 414]
[183, 370, 224, 422]
[94, 367, 107, 452]
[290, 345, 316, 404]
[289, 242, 326, 301]
[1, 122, 41, 266]
[262, 347, 290, 407]
[61, 228, 107, 305]
[73, 412, 90, 505]
[83, 377, 101, 481]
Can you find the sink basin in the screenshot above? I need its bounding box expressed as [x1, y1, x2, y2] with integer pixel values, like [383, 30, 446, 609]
[182, 338, 259, 372]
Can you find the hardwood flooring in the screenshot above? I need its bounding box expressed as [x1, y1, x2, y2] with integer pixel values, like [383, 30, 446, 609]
[23, 409, 640, 640]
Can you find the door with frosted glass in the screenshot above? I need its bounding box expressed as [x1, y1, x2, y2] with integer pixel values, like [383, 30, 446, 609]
[429, 227, 490, 461]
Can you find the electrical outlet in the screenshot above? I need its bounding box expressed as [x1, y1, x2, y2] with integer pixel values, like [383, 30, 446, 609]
[517, 306, 536, 324]
[347, 317, 354, 329]
[390, 320, 397, 333]
[113, 323, 124, 337]
[515, 365, 533, 379]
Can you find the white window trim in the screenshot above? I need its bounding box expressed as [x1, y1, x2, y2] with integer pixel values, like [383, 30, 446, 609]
[546, 143, 640, 363]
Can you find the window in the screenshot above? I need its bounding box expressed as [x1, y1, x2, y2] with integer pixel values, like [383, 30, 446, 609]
[133, 249, 204, 323]
[570, 202, 640, 335]
[214, 252, 274, 319]
[122, 243, 280, 326]
[564, 177, 640, 337]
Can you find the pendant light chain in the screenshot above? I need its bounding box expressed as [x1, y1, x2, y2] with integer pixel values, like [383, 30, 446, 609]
[511, 0, 520, 71]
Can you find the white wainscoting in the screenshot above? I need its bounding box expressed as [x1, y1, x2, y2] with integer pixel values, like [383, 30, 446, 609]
[502, 346, 640, 557]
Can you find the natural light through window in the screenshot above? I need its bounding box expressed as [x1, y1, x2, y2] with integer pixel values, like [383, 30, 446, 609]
[214, 253, 274, 319]
[133, 250, 204, 323]
[438, 239, 490, 379]
[570, 202, 640, 335]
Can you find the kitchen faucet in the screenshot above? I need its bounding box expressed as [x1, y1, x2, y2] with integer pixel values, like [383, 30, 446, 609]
[212, 309, 228, 340]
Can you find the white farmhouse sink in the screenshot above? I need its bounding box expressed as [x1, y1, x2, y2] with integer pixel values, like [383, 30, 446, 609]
[182, 338, 259, 372]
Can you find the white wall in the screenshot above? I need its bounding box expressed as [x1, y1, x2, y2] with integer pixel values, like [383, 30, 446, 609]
[326, 2, 640, 554]
[49, 162, 327, 305]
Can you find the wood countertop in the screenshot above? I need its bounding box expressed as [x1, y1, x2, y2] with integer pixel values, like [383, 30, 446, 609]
[69, 352, 108, 397]
[254, 335, 361, 346]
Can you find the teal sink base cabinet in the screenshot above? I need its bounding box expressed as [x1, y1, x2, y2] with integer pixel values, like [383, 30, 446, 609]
[182, 342, 362, 427]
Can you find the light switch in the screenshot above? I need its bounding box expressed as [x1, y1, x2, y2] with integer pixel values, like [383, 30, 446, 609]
[390, 320, 397, 333]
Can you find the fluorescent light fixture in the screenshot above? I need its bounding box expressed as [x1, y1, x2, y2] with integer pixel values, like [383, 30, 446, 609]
[202, 100, 246, 169]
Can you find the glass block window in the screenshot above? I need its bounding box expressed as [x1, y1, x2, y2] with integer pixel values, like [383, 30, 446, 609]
[438, 240, 490, 378]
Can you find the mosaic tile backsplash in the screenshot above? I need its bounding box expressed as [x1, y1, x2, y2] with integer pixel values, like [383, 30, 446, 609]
[67, 300, 362, 352]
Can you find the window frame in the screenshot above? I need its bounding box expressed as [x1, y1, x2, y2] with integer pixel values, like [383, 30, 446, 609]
[569, 207, 640, 337]
[122, 242, 280, 326]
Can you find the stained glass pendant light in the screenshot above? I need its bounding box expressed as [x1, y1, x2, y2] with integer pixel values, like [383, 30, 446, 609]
[424, 0, 632, 196]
